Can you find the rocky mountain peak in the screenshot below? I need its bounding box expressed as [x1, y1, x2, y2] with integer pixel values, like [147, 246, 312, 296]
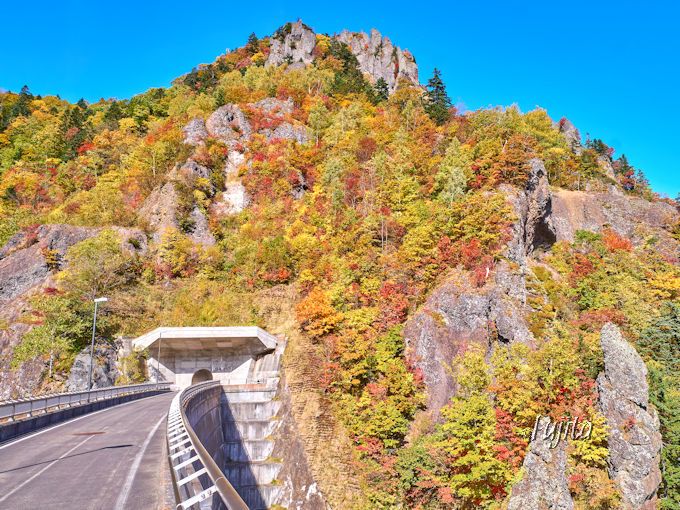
[265, 20, 419, 92]
[336, 28, 418, 91]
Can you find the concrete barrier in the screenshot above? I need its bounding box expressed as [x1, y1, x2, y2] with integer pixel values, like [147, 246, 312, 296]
[0, 384, 171, 443]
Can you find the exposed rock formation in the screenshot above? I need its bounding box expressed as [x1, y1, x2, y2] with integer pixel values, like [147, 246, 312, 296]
[337, 28, 418, 91]
[66, 342, 121, 391]
[213, 150, 249, 215]
[206, 104, 252, 143]
[503, 158, 556, 265]
[182, 117, 208, 146]
[187, 206, 215, 246]
[138, 182, 215, 245]
[404, 262, 534, 417]
[551, 188, 678, 257]
[253, 97, 294, 115]
[265, 22, 419, 92]
[507, 420, 574, 510]
[557, 117, 581, 153]
[0, 224, 146, 302]
[138, 182, 180, 242]
[175, 159, 211, 182]
[266, 21, 317, 67]
[597, 323, 662, 510]
[268, 122, 309, 144]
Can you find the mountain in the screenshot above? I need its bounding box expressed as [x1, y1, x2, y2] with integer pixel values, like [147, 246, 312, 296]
[0, 20, 679, 509]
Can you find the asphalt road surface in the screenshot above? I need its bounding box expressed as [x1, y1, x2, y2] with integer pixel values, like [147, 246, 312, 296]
[0, 392, 176, 510]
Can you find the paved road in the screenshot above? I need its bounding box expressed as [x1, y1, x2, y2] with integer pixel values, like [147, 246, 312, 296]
[0, 392, 176, 510]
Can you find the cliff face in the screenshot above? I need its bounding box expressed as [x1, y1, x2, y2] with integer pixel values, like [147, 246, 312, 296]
[552, 188, 677, 256]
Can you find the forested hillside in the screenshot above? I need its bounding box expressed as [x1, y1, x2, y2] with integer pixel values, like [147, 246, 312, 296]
[1, 21, 678, 509]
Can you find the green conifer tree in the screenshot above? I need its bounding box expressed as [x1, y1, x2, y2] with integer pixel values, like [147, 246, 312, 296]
[374, 78, 389, 102]
[424, 68, 452, 125]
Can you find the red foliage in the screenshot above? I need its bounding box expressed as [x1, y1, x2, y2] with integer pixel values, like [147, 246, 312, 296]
[549, 369, 597, 420]
[570, 253, 595, 282]
[261, 266, 291, 284]
[378, 281, 410, 330]
[572, 308, 626, 331]
[472, 255, 494, 287]
[493, 408, 528, 470]
[602, 229, 632, 252]
[367, 381, 388, 400]
[460, 238, 482, 269]
[356, 137, 377, 163]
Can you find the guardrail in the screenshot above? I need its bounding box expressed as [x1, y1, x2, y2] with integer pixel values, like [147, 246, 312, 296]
[167, 381, 248, 510]
[0, 382, 172, 424]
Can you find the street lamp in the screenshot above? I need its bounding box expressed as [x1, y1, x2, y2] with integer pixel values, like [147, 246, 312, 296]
[156, 330, 163, 383]
[88, 297, 108, 391]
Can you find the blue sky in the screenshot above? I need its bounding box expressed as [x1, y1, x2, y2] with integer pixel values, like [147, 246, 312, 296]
[1, 0, 678, 196]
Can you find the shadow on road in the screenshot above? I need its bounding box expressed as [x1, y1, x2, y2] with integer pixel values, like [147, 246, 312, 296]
[0, 444, 134, 474]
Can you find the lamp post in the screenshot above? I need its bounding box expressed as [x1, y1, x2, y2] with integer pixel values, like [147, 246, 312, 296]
[88, 297, 108, 391]
[156, 330, 163, 383]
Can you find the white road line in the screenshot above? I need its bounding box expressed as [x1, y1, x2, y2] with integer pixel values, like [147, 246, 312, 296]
[0, 393, 172, 450]
[113, 413, 167, 510]
[0, 434, 95, 503]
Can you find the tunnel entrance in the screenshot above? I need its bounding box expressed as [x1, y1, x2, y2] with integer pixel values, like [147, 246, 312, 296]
[191, 369, 213, 384]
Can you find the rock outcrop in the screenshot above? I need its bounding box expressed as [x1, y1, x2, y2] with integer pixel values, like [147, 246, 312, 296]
[404, 262, 534, 417]
[597, 323, 662, 509]
[551, 188, 678, 257]
[336, 28, 418, 91]
[507, 423, 574, 510]
[206, 104, 252, 143]
[503, 158, 556, 265]
[213, 150, 249, 215]
[138, 182, 180, 242]
[187, 206, 215, 246]
[0, 224, 146, 302]
[265, 21, 419, 92]
[182, 117, 208, 146]
[557, 117, 581, 153]
[66, 342, 120, 391]
[266, 21, 317, 67]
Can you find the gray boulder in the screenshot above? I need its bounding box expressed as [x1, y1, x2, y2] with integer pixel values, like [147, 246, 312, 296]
[597, 323, 662, 510]
[66, 343, 120, 391]
[187, 207, 215, 246]
[557, 117, 581, 153]
[205, 104, 251, 143]
[137, 182, 180, 242]
[253, 97, 294, 115]
[268, 122, 309, 144]
[182, 117, 208, 146]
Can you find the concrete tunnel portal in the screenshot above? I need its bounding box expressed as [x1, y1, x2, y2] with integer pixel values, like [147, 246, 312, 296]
[131, 326, 279, 389]
[191, 368, 213, 384]
[131, 326, 286, 508]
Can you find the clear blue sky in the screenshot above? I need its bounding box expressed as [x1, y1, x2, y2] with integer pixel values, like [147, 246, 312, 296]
[1, 0, 678, 196]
